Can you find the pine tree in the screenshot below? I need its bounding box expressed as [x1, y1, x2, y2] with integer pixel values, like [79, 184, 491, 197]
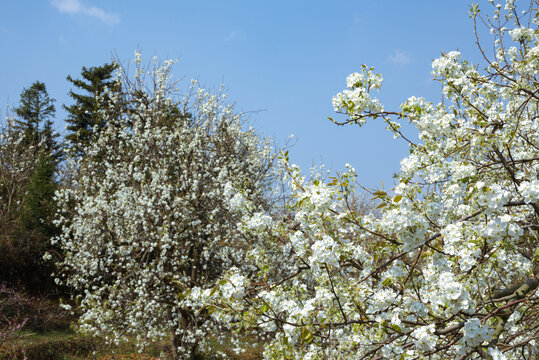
[13, 81, 60, 160]
[1, 82, 62, 291]
[11, 150, 58, 290]
[64, 63, 119, 156]
[18, 152, 57, 238]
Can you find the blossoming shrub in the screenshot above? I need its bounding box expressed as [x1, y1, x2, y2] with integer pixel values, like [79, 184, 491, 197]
[52, 54, 277, 360]
[217, 1, 539, 359]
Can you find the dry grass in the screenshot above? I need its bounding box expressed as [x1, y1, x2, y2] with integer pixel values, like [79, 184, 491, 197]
[0, 330, 96, 359]
[1, 295, 263, 360]
[1, 330, 264, 360]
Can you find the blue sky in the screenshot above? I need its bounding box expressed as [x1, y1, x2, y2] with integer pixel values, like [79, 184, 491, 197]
[0, 0, 488, 188]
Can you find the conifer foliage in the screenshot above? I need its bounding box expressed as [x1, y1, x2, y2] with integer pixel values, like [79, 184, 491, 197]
[13, 81, 60, 160]
[64, 62, 119, 156]
[0, 81, 60, 291]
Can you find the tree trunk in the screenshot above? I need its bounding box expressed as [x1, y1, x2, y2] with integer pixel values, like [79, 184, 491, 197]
[169, 310, 199, 360]
[169, 324, 180, 360]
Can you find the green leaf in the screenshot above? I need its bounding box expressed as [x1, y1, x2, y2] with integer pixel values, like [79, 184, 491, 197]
[393, 195, 403, 203]
[301, 328, 313, 344]
[376, 202, 387, 209]
[392, 323, 402, 332]
[352, 323, 363, 333]
[373, 190, 387, 197]
[468, 3, 480, 18]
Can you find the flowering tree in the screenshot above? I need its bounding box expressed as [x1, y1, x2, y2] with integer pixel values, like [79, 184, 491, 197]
[216, 1, 539, 359]
[52, 54, 277, 359]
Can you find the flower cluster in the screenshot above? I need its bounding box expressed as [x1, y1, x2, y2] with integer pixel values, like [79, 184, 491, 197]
[332, 65, 384, 124]
[52, 53, 278, 358]
[216, 1, 539, 359]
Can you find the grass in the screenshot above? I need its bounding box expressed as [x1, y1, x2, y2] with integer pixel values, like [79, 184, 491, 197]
[2, 329, 168, 360]
[1, 329, 263, 360]
[1, 294, 263, 360]
[1, 329, 96, 360]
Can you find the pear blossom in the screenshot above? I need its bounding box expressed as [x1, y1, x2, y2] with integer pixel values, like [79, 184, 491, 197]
[216, 1, 539, 359]
[53, 54, 278, 359]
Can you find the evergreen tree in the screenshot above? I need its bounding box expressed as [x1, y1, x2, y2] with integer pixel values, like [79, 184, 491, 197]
[11, 150, 58, 290]
[64, 62, 119, 156]
[17, 152, 57, 239]
[13, 81, 60, 160]
[0, 82, 62, 291]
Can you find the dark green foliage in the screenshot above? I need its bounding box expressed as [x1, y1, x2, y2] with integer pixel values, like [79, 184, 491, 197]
[0, 151, 59, 292]
[64, 62, 119, 156]
[0, 81, 61, 293]
[13, 82, 55, 147]
[17, 152, 57, 240]
[13, 82, 61, 162]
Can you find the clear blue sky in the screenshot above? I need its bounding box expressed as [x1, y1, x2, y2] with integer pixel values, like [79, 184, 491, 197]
[0, 0, 488, 188]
